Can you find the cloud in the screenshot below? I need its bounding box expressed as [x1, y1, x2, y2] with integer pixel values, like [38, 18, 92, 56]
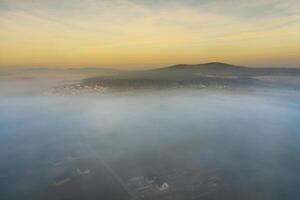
[1, 0, 299, 28]
[0, 0, 299, 17]
[0, 0, 299, 68]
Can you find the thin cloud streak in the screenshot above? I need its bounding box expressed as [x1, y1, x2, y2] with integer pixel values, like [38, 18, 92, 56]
[0, 0, 299, 68]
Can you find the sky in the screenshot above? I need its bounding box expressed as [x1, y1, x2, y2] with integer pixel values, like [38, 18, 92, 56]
[0, 0, 299, 69]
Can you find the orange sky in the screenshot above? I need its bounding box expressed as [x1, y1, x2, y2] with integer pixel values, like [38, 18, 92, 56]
[0, 0, 299, 69]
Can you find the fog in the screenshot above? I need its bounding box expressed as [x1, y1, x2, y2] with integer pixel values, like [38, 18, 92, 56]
[1, 71, 300, 200]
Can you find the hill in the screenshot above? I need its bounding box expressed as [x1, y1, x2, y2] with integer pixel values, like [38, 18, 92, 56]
[157, 62, 300, 77]
[52, 62, 300, 94]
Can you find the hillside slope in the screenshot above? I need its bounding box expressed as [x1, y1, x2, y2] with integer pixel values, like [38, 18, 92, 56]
[157, 62, 300, 77]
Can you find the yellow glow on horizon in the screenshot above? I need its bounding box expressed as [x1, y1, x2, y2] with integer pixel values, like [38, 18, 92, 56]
[0, 1, 300, 69]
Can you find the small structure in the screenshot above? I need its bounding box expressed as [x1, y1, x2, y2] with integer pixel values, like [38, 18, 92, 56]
[159, 182, 169, 191]
[76, 168, 90, 175]
[127, 172, 170, 198]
